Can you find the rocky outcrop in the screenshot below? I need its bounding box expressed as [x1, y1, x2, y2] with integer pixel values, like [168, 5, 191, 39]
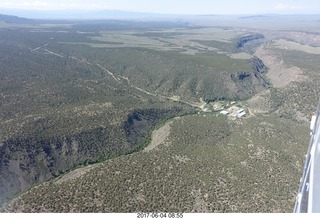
[230, 71, 269, 99]
[229, 56, 269, 100]
[236, 34, 265, 49]
[251, 57, 267, 73]
[232, 72, 252, 80]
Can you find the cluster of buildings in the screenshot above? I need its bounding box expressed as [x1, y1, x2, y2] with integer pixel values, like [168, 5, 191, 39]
[200, 101, 247, 118]
[220, 106, 246, 118]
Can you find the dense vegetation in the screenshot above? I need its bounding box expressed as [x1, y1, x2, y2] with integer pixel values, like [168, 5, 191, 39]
[3, 115, 308, 212]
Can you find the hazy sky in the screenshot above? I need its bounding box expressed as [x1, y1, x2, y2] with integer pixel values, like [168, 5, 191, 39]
[0, 0, 319, 14]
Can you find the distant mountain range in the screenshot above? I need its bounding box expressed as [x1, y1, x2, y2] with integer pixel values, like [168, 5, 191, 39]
[1, 9, 320, 22]
[0, 9, 183, 20]
[0, 14, 37, 23]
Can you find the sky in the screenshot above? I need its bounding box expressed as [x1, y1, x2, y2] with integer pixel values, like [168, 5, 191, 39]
[0, 0, 320, 15]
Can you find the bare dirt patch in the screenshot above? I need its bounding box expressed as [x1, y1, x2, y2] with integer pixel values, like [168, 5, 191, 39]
[169, 96, 181, 101]
[54, 165, 97, 184]
[191, 188, 209, 213]
[144, 118, 180, 152]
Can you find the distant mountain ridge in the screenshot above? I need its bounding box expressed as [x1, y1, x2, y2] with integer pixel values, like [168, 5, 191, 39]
[0, 14, 35, 23]
[0, 10, 179, 20]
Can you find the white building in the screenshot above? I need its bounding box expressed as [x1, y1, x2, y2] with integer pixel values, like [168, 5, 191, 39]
[237, 112, 246, 118]
[220, 110, 229, 115]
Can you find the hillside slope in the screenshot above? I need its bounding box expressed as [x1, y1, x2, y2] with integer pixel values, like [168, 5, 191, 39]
[3, 115, 308, 212]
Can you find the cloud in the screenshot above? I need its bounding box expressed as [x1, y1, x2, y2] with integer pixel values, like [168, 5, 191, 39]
[274, 3, 306, 11]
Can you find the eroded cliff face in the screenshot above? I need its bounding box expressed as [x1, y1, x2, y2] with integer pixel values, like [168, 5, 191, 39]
[236, 34, 265, 51]
[227, 56, 269, 100]
[206, 34, 268, 102]
[251, 57, 267, 73]
[230, 72, 269, 99]
[0, 107, 186, 208]
[231, 34, 268, 99]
